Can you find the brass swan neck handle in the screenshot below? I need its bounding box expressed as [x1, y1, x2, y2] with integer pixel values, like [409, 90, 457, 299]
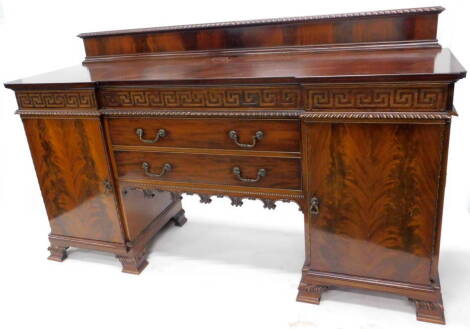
[136, 128, 166, 144]
[228, 130, 264, 148]
[142, 162, 172, 178]
[232, 166, 266, 183]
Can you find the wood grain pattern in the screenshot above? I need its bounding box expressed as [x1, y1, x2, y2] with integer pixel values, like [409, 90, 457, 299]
[114, 151, 301, 190]
[79, 7, 443, 38]
[80, 7, 441, 58]
[5, 48, 465, 88]
[108, 118, 300, 152]
[22, 118, 124, 243]
[303, 122, 444, 285]
[5, 7, 467, 323]
[119, 187, 174, 240]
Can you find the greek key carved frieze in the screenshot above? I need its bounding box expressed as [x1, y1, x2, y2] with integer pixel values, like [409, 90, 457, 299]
[305, 85, 447, 110]
[99, 87, 301, 109]
[16, 90, 97, 110]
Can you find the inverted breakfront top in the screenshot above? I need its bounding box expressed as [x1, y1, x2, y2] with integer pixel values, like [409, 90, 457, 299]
[5, 6, 466, 89]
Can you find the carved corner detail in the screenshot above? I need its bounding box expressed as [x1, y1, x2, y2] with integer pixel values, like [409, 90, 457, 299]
[198, 194, 212, 204]
[122, 185, 304, 212]
[262, 199, 276, 209]
[47, 245, 69, 262]
[412, 299, 445, 324]
[116, 249, 149, 275]
[172, 210, 188, 227]
[297, 282, 328, 305]
[229, 196, 243, 207]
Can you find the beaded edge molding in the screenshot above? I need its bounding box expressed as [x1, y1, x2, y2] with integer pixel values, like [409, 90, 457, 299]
[16, 110, 100, 116]
[100, 110, 302, 117]
[16, 110, 452, 120]
[122, 186, 304, 212]
[78, 7, 444, 38]
[301, 112, 452, 120]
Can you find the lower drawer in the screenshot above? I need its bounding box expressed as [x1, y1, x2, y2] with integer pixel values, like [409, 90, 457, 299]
[114, 151, 301, 190]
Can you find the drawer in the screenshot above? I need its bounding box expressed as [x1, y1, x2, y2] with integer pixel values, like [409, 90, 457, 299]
[107, 118, 299, 152]
[114, 151, 301, 190]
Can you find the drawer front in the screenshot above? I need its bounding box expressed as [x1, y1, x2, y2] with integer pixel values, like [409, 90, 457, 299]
[107, 118, 300, 152]
[114, 151, 301, 190]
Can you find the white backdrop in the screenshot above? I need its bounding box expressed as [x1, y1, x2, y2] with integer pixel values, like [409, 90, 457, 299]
[0, 1, 469, 328]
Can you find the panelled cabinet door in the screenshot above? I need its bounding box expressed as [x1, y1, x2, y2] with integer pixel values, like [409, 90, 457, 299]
[23, 118, 125, 243]
[302, 122, 446, 285]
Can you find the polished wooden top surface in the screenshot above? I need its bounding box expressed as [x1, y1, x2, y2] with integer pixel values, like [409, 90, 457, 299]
[5, 47, 466, 88]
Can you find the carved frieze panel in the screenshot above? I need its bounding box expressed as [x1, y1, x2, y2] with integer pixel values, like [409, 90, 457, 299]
[99, 86, 301, 109]
[305, 84, 448, 111]
[121, 186, 303, 212]
[16, 89, 97, 110]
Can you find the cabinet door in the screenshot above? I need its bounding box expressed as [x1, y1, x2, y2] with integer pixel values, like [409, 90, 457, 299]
[23, 118, 125, 243]
[302, 122, 446, 285]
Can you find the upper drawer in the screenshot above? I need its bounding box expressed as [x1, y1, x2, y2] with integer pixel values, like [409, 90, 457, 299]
[107, 118, 300, 152]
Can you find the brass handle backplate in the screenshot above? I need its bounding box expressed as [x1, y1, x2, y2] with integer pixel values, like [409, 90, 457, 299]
[142, 162, 172, 178]
[136, 128, 166, 144]
[103, 180, 113, 193]
[232, 166, 266, 183]
[310, 196, 320, 216]
[228, 130, 264, 148]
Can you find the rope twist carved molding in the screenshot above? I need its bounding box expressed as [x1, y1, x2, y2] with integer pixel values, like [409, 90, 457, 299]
[16, 90, 97, 110]
[100, 110, 302, 118]
[305, 86, 447, 110]
[301, 112, 451, 120]
[99, 87, 301, 109]
[16, 110, 100, 117]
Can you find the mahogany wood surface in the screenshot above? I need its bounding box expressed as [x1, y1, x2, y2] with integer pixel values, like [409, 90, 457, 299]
[114, 151, 301, 189]
[119, 188, 175, 241]
[5, 48, 465, 88]
[4, 6, 467, 324]
[108, 118, 300, 152]
[78, 7, 442, 58]
[22, 118, 125, 243]
[303, 122, 444, 285]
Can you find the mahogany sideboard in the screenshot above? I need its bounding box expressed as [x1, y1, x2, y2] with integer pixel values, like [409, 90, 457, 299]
[5, 6, 466, 324]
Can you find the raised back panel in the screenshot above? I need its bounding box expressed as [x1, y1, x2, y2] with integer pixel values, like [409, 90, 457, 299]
[79, 7, 443, 60]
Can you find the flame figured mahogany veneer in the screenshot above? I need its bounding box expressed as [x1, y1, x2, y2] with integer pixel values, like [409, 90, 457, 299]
[5, 6, 466, 325]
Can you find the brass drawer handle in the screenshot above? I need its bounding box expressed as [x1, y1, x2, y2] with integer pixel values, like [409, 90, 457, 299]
[232, 166, 266, 183]
[103, 179, 113, 193]
[310, 196, 320, 216]
[142, 162, 172, 178]
[136, 128, 166, 144]
[228, 130, 264, 148]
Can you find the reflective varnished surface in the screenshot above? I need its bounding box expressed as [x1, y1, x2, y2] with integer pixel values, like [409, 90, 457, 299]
[303, 122, 444, 285]
[5, 48, 465, 87]
[4, 7, 467, 325]
[22, 118, 124, 243]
